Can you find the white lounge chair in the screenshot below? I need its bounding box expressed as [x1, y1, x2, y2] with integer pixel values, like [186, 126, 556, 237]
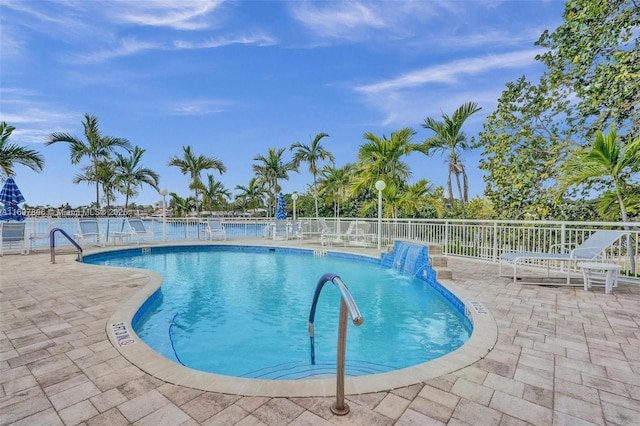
[75, 218, 105, 247]
[320, 219, 344, 246]
[345, 221, 375, 247]
[29, 221, 58, 251]
[499, 229, 627, 285]
[291, 221, 304, 242]
[126, 218, 154, 244]
[0, 222, 29, 255]
[205, 218, 226, 240]
[272, 220, 289, 240]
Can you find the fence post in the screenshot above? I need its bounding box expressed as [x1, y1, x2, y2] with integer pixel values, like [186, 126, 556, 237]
[444, 221, 449, 255]
[493, 221, 498, 263]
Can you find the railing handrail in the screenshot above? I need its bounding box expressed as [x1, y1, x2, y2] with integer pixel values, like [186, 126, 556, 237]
[27, 217, 639, 279]
[308, 273, 363, 416]
[50, 228, 82, 263]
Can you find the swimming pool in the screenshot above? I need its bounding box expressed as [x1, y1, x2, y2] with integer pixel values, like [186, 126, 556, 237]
[87, 244, 471, 379]
[96, 242, 497, 397]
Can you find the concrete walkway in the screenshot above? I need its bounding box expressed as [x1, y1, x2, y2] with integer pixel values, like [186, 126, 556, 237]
[1, 241, 639, 425]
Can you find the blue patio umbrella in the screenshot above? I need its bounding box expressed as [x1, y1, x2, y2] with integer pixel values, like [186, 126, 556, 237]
[0, 177, 26, 221]
[275, 192, 287, 220]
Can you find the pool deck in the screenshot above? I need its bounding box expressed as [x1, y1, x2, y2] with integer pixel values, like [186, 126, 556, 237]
[1, 239, 639, 425]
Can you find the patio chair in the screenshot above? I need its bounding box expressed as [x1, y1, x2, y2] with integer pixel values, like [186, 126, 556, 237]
[291, 221, 304, 242]
[499, 229, 627, 285]
[0, 222, 29, 256]
[205, 218, 226, 240]
[272, 220, 289, 240]
[345, 221, 376, 247]
[320, 218, 344, 246]
[29, 221, 58, 251]
[74, 218, 105, 247]
[125, 218, 154, 245]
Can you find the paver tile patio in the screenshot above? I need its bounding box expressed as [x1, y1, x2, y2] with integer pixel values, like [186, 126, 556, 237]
[1, 241, 639, 425]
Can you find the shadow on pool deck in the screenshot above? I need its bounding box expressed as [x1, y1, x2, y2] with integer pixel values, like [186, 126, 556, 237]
[1, 238, 639, 425]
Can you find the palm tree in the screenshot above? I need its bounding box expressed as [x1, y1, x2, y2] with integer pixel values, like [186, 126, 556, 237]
[252, 147, 297, 217]
[318, 163, 354, 218]
[559, 126, 640, 223]
[421, 102, 481, 219]
[200, 174, 231, 213]
[0, 121, 45, 177]
[354, 128, 420, 194]
[169, 192, 194, 218]
[46, 114, 132, 208]
[290, 132, 334, 218]
[168, 146, 226, 217]
[359, 181, 403, 219]
[73, 160, 117, 212]
[559, 127, 640, 273]
[398, 179, 442, 218]
[114, 146, 160, 211]
[235, 177, 267, 216]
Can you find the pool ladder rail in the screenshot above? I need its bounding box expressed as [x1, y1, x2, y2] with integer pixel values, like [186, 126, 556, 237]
[308, 273, 364, 416]
[49, 228, 83, 263]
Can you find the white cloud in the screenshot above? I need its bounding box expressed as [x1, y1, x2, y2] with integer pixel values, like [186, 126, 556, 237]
[168, 99, 230, 116]
[72, 38, 162, 63]
[293, 1, 385, 35]
[173, 34, 277, 49]
[356, 49, 544, 96]
[107, 0, 226, 30]
[291, 0, 440, 41]
[71, 32, 276, 64]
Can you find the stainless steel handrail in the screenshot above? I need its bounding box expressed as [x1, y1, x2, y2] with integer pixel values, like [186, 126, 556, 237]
[50, 228, 83, 263]
[308, 272, 364, 415]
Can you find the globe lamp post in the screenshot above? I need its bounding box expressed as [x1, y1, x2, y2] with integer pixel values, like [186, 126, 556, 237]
[159, 188, 168, 242]
[291, 192, 298, 222]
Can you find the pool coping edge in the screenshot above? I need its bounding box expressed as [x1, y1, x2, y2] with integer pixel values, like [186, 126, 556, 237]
[101, 244, 498, 397]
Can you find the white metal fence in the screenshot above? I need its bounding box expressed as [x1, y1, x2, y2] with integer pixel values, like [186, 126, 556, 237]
[25, 216, 639, 280]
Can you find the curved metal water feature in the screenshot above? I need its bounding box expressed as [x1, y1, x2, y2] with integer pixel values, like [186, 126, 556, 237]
[308, 273, 364, 415]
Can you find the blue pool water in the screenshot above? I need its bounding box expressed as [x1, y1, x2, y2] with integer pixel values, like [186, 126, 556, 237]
[87, 246, 472, 379]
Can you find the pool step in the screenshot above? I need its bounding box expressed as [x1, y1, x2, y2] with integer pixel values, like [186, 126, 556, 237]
[241, 360, 396, 380]
[428, 244, 452, 280]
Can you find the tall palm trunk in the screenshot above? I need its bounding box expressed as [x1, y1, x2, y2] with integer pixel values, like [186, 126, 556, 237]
[313, 177, 319, 218]
[446, 174, 454, 210]
[454, 172, 466, 219]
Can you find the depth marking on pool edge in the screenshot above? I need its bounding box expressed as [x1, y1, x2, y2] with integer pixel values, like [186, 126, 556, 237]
[469, 301, 488, 315]
[111, 322, 136, 347]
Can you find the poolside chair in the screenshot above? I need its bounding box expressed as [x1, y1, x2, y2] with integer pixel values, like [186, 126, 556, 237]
[291, 221, 304, 242]
[499, 229, 627, 285]
[74, 218, 105, 247]
[272, 220, 289, 240]
[0, 222, 29, 256]
[345, 221, 376, 247]
[125, 218, 154, 245]
[320, 219, 344, 246]
[29, 221, 58, 251]
[205, 218, 226, 240]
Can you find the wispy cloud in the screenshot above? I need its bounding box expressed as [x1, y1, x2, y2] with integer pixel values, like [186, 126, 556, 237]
[0, 88, 78, 143]
[290, 1, 448, 41]
[72, 33, 276, 64]
[173, 34, 277, 49]
[168, 99, 231, 116]
[107, 0, 225, 30]
[356, 49, 544, 96]
[72, 38, 162, 63]
[293, 1, 385, 37]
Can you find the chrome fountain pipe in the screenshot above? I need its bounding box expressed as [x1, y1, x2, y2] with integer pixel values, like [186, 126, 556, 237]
[308, 272, 364, 415]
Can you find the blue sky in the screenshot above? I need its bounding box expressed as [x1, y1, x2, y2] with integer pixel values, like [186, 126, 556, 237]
[1, 0, 565, 208]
